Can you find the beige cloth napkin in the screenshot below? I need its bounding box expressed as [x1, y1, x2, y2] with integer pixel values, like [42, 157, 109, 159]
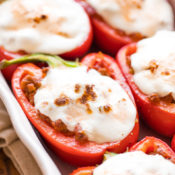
[0, 99, 42, 175]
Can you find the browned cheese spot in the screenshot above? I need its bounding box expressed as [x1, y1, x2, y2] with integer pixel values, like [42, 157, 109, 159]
[108, 89, 112, 93]
[54, 94, 70, 106]
[75, 84, 81, 93]
[99, 106, 103, 113]
[103, 105, 112, 113]
[161, 71, 170, 76]
[99, 105, 112, 113]
[57, 32, 70, 38]
[42, 101, 49, 107]
[77, 85, 97, 104]
[76, 85, 97, 114]
[33, 14, 48, 24]
[86, 104, 93, 114]
[146, 60, 159, 74]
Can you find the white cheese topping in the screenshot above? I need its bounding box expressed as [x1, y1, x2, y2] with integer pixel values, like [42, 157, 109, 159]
[131, 31, 175, 100]
[34, 66, 136, 144]
[94, 151, 175, 175]
[87, 0, 174, 37]
[0, 0, 90, 54]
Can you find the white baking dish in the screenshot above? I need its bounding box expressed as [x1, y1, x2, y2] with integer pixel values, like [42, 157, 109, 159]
[0, 0, 174, 173]
[0, 72, 62, 175]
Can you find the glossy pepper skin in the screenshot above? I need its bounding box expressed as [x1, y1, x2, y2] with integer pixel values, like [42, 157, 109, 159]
[70, 136, 175, 175]
[171, 135, 175, 152]
[0, 47, 25, 81]
[9, 52, 139, 166]
[130, 137, 175, 163]
[116, 43, 175, 137]
[75, 0, 137, 56]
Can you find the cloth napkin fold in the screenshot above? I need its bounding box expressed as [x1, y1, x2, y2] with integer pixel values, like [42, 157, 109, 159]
[0, 99, 42, 175]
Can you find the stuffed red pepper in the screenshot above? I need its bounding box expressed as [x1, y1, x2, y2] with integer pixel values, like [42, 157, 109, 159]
[0, 52, 139, 166]
[117, 31, 175, 137]
[0, 0, 93, 80]
[71, 136, 175, 175]
[77, 0, 174, 55]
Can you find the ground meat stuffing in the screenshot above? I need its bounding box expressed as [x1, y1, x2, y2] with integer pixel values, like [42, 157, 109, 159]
[74, 124, 88, 143]
[22, 73, 92, 143]
[128, 55, 175, 105]
[42, 67, 49, 77]
[38, 110, 88, 143]
[149, 93, 175, 104]
[21, 75, 41, 105]
[126, 57, 135, 74]
[22, 67, 115, 144]
[91, 59, 111, 77]
[38, 111, 74, 136]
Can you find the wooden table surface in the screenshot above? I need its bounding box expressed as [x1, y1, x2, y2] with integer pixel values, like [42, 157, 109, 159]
[0, 149, 19, 175]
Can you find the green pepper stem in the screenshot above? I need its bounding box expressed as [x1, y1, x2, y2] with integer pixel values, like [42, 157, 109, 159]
[0, 53, 79, 69]
[103, 152, 117, 161]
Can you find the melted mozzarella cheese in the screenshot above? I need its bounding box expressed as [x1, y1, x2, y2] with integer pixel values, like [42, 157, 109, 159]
[87, 0, 174, 37]
[131, 31, 175, 100]
[0, 0, 90, 54]
[34, 66, 136, 144]
[94, 151, 175, 175]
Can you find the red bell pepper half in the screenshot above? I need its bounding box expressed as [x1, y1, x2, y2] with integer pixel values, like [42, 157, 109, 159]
[0, 52, 139, 166]
[0, 27, 92, 81]
[0, 1, 93, 81]
[0, 47, 26, 81]
[116, 43, 175, 137]
[130, 136, 175, 163]
[76, 0, 143, 56]
[70, 136, 175, 175]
